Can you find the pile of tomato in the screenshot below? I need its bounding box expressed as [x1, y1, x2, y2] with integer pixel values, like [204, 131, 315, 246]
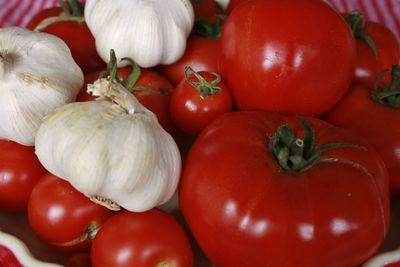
[1, 0, 400, 266]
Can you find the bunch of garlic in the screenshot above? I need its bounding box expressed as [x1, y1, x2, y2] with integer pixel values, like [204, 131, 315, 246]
[0, 27, 83, 146]
[35, 78, 181, 212]
[84, 0, 194, 68]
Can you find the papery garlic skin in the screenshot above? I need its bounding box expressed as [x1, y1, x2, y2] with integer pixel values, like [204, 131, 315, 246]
[0, 27, 83, 146]
[35, 79, 181, 212]
[214, 0, 230, 10]
[84, 0, 194, 68]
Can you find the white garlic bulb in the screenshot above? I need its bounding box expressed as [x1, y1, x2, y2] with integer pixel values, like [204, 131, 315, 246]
[214, 0, 230, 10]
[84, 0, 194, 68]
[0, 27, 83, 146]
[35, 78, 181, 212]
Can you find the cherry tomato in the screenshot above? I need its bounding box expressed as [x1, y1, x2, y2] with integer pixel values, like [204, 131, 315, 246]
[345, 12, 400, 88]
[26, 2, 105, 74]
[325, 64, 400, 195]
[157, 35, 220, 86]
[226, 0, 248, 14]
[219, 0, 356, 116]
[170, 67, 233, 135]
[0, 140, 47, 212]
[180, 111, 389, 266]
[27, 173, 114, 252]
[91, 209, 193, 267]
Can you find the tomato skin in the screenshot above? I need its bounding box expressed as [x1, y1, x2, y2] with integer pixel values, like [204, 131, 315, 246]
[353, 22, 400, 87]
[226, 0, 248, 14]
[170, 70, 233, 135]
[191, 0, 223, 23]
[77, 67, 176, 136]
[157, 35, 220, 86]
[0, 140, 47, 212]
[27, 173, 114, 252]
[0, 245, 23, 267]
[325, 83, 400, 195]
[180, 111, 389, 266]
[26, 7, 106, 74]
[91, 209, 193, 267]
[219, 0, 356, 116]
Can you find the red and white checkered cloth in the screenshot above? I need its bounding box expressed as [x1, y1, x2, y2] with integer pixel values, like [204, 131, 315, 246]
[0, 0, 399, 41]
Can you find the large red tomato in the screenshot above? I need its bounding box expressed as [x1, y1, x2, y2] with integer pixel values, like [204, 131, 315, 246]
[325, 65, 400, 195]
[180, 111, 389, 266]
[26, 1, 105, 74]
[27, 173, 114, 252]
[345, 12, 400, 88]
[91, 209, 193, 267]
[219, 0, 356, 116]
[0, 140, 47, 212]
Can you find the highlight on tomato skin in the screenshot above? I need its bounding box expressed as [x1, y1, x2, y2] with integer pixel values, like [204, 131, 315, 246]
[27, 173, 115, 253]
[91, 209, 194, 267]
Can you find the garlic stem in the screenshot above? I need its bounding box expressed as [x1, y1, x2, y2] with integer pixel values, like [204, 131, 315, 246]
[87, 79, 146, 115]
[34, 13, 84, 32]
[0, 52, 6, 78]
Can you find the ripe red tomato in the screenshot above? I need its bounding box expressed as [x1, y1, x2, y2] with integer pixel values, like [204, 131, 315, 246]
[91, 209, 193, 267]
[219, 0, 356, 116]
[345, 12, 400, 88]
[27, 173, 114, 252]
[26, 2, 105, 74]
[191, 0, 223, 24]
[325, 65, 400, 195]
[0, 245, 22, 267]
[225, 0, 248, 14]
[170, 67, 233, 135]
[157, 35, 220, 86]
[77, 66, 176, 136]
[0, 140, 47, 212]
[180, 111, 389, 266]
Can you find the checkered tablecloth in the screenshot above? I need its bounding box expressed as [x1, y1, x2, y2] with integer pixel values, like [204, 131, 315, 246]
[0, 0, 399, 41]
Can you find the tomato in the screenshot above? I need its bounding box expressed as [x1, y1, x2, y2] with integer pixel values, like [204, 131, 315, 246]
[26, 2, 105, 74]
[325, 64, 400, 195]
[345, 12, 400, 88]
[225, 0, 248, 14]
[170, 67, 232, 135]
[91, 209, 193, 267]
[157, 35, 220, 86]
[0, 245, 22, 267]
[27, 173, 114, 252]
[180, 111, 389, 266]
[77, 65, 176, 136]
[65, 253, 91, 267]
[190, 0, 223, 24]
[219, 0, 356, 116]
[0, 140, 47, 212]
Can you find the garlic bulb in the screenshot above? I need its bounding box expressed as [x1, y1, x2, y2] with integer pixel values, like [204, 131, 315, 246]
[84, 0, 194, 68]
[0, 27, 83, 146]
[35, 78, 181, 212]
[214, 0, 230, 10]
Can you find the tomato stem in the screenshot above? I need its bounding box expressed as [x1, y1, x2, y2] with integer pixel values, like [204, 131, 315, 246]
[269, 117, 364, 172]
[101, 49, 156, 94]
[57, 0, 84, 18]
[345, 11, 378, 60]
[193, 18, 222, 39]
[373, 64, 400, 108]
[184, 66, 222, 99]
